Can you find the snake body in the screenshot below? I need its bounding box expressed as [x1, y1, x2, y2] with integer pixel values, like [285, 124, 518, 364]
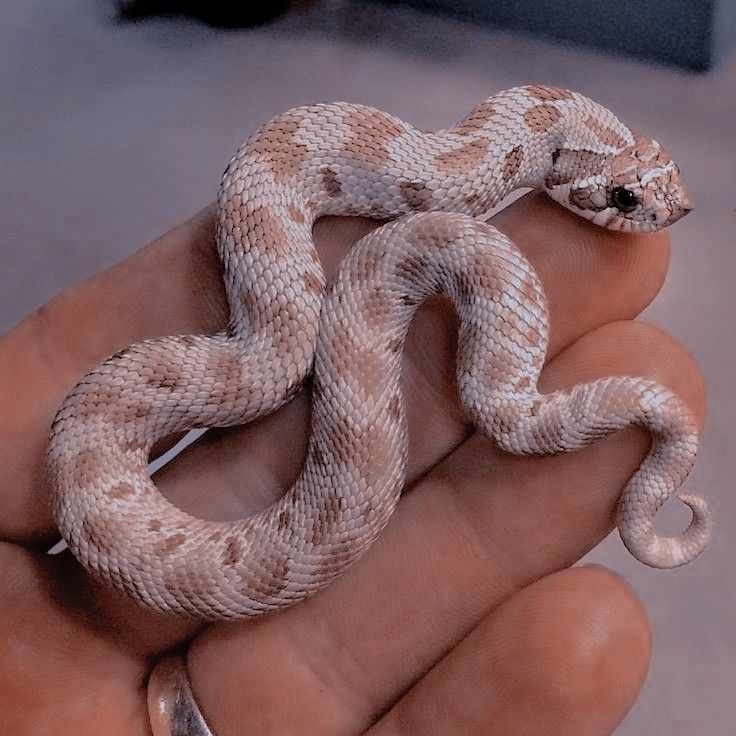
[49, 86, 712, 620]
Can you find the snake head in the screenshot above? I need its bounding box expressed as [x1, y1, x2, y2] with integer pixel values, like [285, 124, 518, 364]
[544, 134, 692, 233]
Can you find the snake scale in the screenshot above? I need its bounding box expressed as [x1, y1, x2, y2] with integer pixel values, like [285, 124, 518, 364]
[48, 85, 713, 620]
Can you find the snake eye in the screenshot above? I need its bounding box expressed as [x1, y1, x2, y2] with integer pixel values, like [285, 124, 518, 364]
[610, 187, 638, 213]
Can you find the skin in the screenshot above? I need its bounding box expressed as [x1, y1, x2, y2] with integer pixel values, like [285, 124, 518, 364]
[0, 192, 705, 735]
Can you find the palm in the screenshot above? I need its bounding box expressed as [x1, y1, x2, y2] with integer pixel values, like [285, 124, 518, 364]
[0, 193, 703, 735]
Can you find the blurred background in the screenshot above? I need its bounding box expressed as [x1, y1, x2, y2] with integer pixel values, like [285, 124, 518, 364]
[1, 0, 734, 732]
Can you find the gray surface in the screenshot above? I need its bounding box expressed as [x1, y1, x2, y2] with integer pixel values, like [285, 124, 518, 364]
[1, 0, 734, 732]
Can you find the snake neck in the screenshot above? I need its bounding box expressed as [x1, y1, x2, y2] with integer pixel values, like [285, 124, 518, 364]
[433, 85, 635, 211]
[214, 86, 634, 342]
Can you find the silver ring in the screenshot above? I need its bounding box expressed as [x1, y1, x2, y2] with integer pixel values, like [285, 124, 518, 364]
[147, 652, 215, 736]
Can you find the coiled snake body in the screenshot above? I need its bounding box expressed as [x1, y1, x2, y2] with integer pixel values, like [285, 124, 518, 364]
[49, 86, 712, 620]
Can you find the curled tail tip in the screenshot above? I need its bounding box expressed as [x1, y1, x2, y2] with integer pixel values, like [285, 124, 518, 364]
[677, 491, 714, 540]
[621, 491, 713, 569]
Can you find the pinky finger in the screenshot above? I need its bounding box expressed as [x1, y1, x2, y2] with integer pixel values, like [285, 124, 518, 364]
[365, 566, 651, 736]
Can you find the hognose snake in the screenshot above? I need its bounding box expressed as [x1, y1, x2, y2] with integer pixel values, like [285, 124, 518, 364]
[48, 85, 713, 620]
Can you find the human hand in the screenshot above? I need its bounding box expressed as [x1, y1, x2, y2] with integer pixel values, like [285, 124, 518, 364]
[0, 192, 705, 734]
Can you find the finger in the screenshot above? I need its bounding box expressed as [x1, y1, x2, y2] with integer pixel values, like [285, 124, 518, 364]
[0, 192, 669, 541]
[367, 566, 650, 736]
[185, 321, 704, 735]
[0, 543, 149, 736]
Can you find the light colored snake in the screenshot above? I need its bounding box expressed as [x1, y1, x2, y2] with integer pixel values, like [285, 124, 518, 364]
[48, 85, 713, 620]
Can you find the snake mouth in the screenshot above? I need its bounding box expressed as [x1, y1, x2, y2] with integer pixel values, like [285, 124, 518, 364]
[663, 202, 693, 226]
[586, 201, 693, 233]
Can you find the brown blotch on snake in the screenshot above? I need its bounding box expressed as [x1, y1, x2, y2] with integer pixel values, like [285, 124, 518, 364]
[400, 181, 434, 210]
[248, 116, 309, 183]
[387, 337, 402, 354]
[546, 148, 611, 186]
[584, 116, 628, 149]
[302, 271, 323, 295]
[343, 108, 405, 168]
[523, 85, 575, 102]
[286, 204, 306, 224]
[502, 145, 525, 183]
[434, 138, 489, 174]
[320, 166, 342, 197]
[108, 482, 136, 500]
[277, 509, 292, 532]
[156, 533, 186, 555]
[453, 100, 499, 135]
[523, 103, 563, 133]
[222, 537, 242, 567]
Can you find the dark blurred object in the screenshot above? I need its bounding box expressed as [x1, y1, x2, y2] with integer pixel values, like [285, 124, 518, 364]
[118, 0, 290, 27]
[375, 0, 736, 71]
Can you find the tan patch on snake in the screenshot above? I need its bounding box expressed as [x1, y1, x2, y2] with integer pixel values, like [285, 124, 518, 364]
[286, 204, 306, 224]
[247, 205, 289, 254]
[406, 220, 461, 250]
[343, 108, 405, 168]
[435, 139, 488, 174]
[519, 273, 541, 307]
[355, 428, 394, 483]
[493, 407, 518, 437]
[387, 337, 402, 353]
[529, 398, 544, 417]
[156, 533, 186, 555]
[395, 254, 429, 282]
[74, 448, 104, 477]
[361, 248, 386, 276]
[147, 366, 184, 392]
[320, 167, 342, 197]
[464, 190, 496, 214]
[502, 145, 524, 183]
[277, 508, 292, 532]
[350, 347, 386, 397]
[213, 350, 242, 387]
[222, 536, 242, 567]
[314, 542, 353, 583]
[388, 395, 402, 420]
[81, 514, 109, 554]
[148, 519, 162, 532]
[453, 99, 498, 135]
[631, 131, 669, 165]
[609, 154, 638, 186]
[524, 85, 574, 102]
[262, 557, 290, 598]
[400, 181, 433, 210]
[311, 495, 345, 546]
[108, 482, 135, 500]
[248, 116, 309, 182]
[584, 116, 627, 149]
[362, 287, 386, 329]
[517, 321, 541, 350]
[302, 271, 324, 295]
[546, 148, 611, 186]
[523, 104, 562, 133]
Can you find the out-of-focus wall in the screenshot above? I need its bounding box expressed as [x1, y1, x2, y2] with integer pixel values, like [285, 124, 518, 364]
[377, 0, 736, 70]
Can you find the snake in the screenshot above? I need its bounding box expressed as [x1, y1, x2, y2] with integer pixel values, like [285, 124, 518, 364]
[48, 85, 713, 620]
